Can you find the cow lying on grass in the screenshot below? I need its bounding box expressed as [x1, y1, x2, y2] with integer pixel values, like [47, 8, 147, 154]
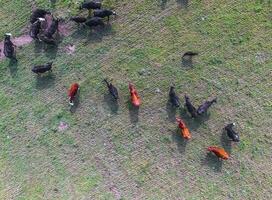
[32, 62, 53, 75]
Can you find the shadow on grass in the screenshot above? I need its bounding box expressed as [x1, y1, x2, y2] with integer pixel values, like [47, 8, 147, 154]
[166, 100, 178, 123]
[70, 91, 80, 113]
[202, 152, 223, 172]
[182, 57, 193, 68]
[103, 93, 119, 114]
[36, 73, 55, 90]
[171, 128, 188, 154]
[159, 0, 168, 9]
[86, 24, 115, 44]
[8, 59, 18, 77]
[176, 0, 189, 8]
[179, 108, 210, 131]
[128, 101, 139, 124]
[44, 43, 59, 60]
[220, 130, 232, 155]
[71, 26, 89, 40]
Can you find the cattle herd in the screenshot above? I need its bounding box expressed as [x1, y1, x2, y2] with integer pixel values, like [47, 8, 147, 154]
[2, 1, 241, 162]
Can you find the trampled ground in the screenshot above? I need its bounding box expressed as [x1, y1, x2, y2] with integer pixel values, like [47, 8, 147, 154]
[0, 0, 271, 199]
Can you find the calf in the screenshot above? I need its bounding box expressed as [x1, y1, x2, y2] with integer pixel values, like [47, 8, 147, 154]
[29, 18, 45, 40]
[104, 79, 119, 100]
[93, 9, 116, 21]
[68, 83, 80, 106]
[224, 123, 240, 142]
[79, 1, 102, 10]
[32, 62, 53, 74]
[44, 17, 59, 38]
[85, 17, 104, 28]
[197, 97, 217, 115]
[30, 9, 50, 24]
[3, 33, 17, 62]
[169, 86, 180, 107]
[184, 95, 197, 118]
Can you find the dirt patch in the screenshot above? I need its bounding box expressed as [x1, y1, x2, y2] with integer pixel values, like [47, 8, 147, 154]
[0, 34, 33, 60]
[64, 44, 75, 55]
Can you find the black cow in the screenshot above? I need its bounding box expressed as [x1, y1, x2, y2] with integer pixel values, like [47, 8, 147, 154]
[3, 34, 17, 62]
[182, 51, 198, 58]
[184, 95, 197, 118]
[85, 17, 104, 28]
[44, 17, 59, 38]
[93, 9, 116, 21]
[104, 79, 119, 99]
[70, 16, 87, 25]
[169, 86, 180, 107]
[32, 62, 53, 74]
[29, 18, 45, 40]
[79, 1, 102, 10]
[197, 97, 217, 115]
[224, 123, 240, 142]
[30, 9, 50, 24]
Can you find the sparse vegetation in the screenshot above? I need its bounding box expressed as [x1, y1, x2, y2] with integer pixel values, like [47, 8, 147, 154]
[0, 0, 271, 199]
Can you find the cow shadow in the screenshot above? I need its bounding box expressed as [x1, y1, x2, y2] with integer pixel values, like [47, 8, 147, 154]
[128, 101, 139, 124]
[71, 27, 89, 40]
[179, 108, 210, 131]
[220, 129, 232, 155]
[182, 57, 193, 68]
[86, 24, 114, 44]
[8, 59, 18, 77]
[166, 100, 177, 123]
[176, 0, 189, 8]
[202, 152, 223, 172]
[44, 43, 59, 59]
[103, 93, 119, 114]
[34, 40, 43, 55]
[70, 91, 80, 113]
[35, 73, 55, 90]
[171, 128, 188, 154]
[159, 0, 168, 9]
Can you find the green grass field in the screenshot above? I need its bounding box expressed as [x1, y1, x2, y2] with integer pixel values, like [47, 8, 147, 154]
[0, 0, 271, 199]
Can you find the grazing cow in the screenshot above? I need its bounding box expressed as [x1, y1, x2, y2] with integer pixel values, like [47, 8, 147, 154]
[30, 9, 50, 24]
[197, 97, 217, 115]
[79, 1, 102, 10]
[93, 9, 116, 21]
[182, 51, 198, 58]
[44, 17, 59, 38]
[224, 123, 240, 142]
[32, 62, 53, 74]
[85, 17, 104, 28]
[184, 95, 197, 118]
[129, 83, 141, 107]
[176, 117, 191, 140]
[207, 146, 229, 160]
[3, 33, 17, 62]
[169, 86, 180, 107]
[29, 18, 45, 40]
[70, 16, 87, 25]
[104, 79, 118, 99]
[68, 83, 80, 106]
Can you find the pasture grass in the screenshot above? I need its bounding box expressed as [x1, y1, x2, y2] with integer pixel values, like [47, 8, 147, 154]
[0, 0, 271, 199]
